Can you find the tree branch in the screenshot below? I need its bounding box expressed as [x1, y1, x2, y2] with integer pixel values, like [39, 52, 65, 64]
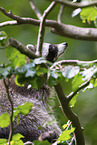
[67, 79, 90, 102]
[50, 59, 97, 69]
[36, 1, 56, 56]
[51, 23, 97, 41]
[0, 20, 18, 27]
[1, 7, 97, 41]
[3, 79, 14, 142]
[29, 0, 42, 19]
[0, 6, 40, 25]
[9, 38, 39, 59]
[49, 0, 97, 8]
[54, 83, 85, 145]
[57, 4, 64, 23]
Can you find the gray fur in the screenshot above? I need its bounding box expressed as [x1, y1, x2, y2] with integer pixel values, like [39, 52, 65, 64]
[0, 77, 61, 142]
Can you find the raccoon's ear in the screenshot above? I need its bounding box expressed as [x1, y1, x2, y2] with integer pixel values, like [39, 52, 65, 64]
[26, 44, 35, 53]
[56, 42, 68, 57]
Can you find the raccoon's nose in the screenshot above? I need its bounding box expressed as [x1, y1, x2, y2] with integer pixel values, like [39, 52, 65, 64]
[63, 42, 68, 47]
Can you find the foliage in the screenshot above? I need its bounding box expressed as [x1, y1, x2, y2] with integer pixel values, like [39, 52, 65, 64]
[33, 140, 50, 145]
[0, 0, 97, 144]
[6, 47, 27, 67]
[57, 121, 75, 144]
[0, 31, 7, 46]
[80, 7, 97, 23]
[0, 37, 97, 144]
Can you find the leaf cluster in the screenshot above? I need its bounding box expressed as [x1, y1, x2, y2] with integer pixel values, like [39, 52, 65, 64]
[72, 5, 97, 27]
[0, 102, 33, 145]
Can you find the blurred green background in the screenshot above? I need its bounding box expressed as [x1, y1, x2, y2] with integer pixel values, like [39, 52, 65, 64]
[0, 0, 97, 145]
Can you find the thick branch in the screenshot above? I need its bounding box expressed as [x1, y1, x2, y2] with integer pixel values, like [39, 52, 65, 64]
[49, 0, 97, 8]
[9, 38, 39, 59]
[51, 23, 97, 41]
[1, 7, 97, 41]
[54, 83, 85, 145]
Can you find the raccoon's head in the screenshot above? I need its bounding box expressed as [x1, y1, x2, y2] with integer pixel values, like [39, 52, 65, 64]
[42, 42, 68, 62]
[26, 42, 68, 62]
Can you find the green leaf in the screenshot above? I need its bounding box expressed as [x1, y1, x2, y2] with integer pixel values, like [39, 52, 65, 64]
[62, 66, 80, 79]
[0, 139, 7, 145]
[94, 79, 97, 87]
[17, 102, 33, 115]
[62, 120, 71, 129]
[12, 133, 24, 141]
[72, 74, 83, 91]
[69, 93, 79, 107]
[0, 31, 7, 41]
[48, 76, 57, 87]
[94, 16, 97, 27]
[0, 113, 10, 128]
[0, 31, 8, 47]
[25, 68, 36, 77]
[15, 75, 25, 87]
[0, 66, 12, 79]
[80, 7, 97, 23]
[10, 140, 24, 145]
[57, 127, 75, 143]
[48, 70, 60, 87]
[13, 110, 20, 122]
[36, 67, 48, 76]
[81, 65, 97, 81]
[50, 70, 59, 79]
[33, 140, 50, 145]
[29, 76, 45, 89]
[11, 134, 24, 145]
[6, 47, 27, 67]
[15, 63, 36, 77]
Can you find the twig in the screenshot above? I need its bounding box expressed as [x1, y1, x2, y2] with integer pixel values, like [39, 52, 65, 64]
[67, 79, 90, 102]
[36, 1, 56, 56]
[0, 20, 17, 27]
[54, 83, 85, 145]
[29, 0, 42, 19]
[24, 141, 33, 145]
[0, 6, 40, 25]
[3, 79, 14, 143]
[49, 0, 97, 8]
[50, 59, 97, 69]
[9, 38, 39, 59]
[57, 4, 64, 23]
[69, 136, 75, 145]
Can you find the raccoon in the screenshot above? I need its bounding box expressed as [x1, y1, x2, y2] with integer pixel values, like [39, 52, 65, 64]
[0, 42, 68, 143]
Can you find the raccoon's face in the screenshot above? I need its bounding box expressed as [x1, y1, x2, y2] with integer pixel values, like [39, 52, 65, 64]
[42, 42, 68, 62]
[26, 42, 68, 62]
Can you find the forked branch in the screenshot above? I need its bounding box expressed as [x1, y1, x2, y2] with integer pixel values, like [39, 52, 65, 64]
[54, 83, 85, 145]
[1, 6, 97, 41]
